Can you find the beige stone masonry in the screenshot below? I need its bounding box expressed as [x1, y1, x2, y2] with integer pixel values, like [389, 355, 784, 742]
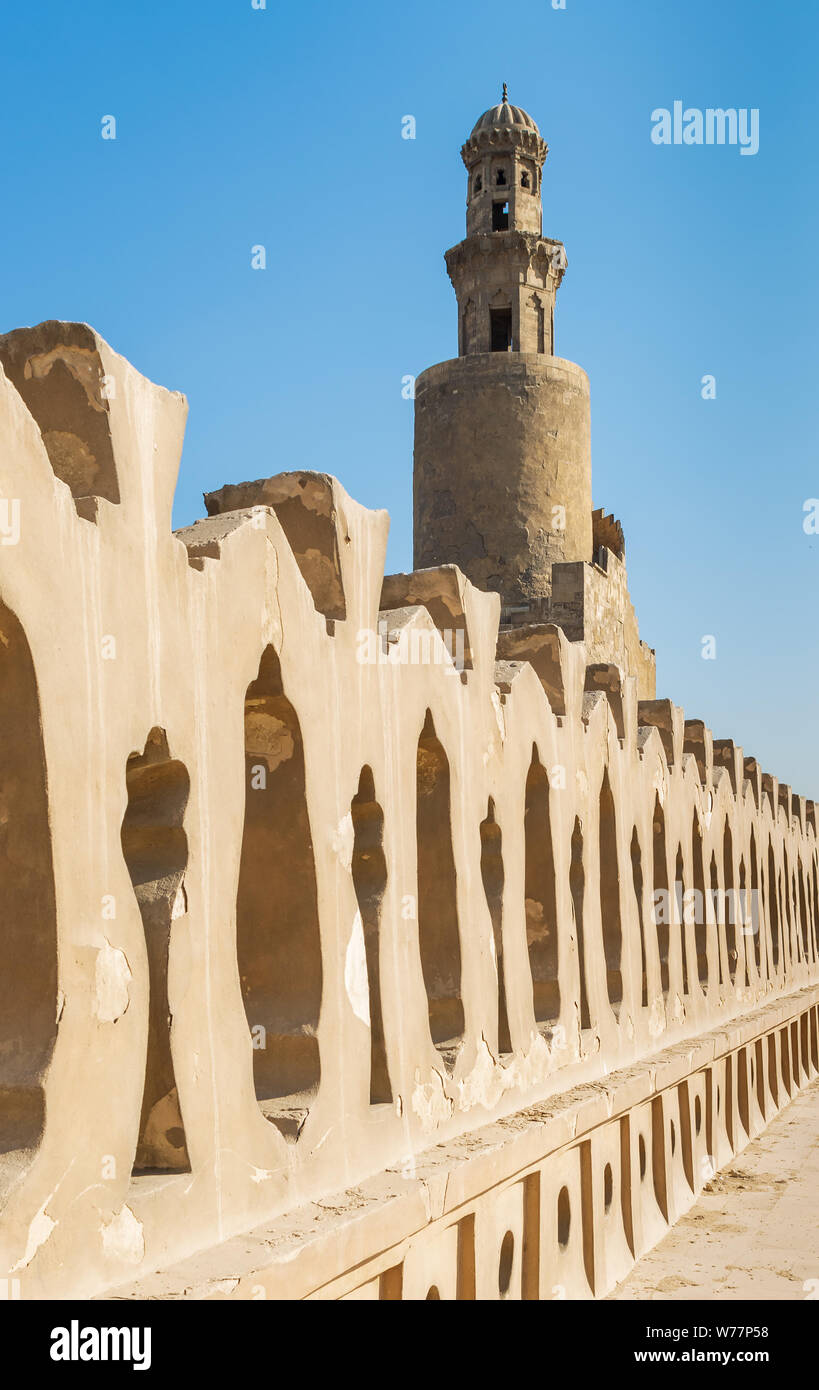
[0, 320, 815, 1299]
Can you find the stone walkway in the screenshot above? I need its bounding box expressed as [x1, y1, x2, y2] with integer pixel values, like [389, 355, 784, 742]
[613, 1078, 819, 1300]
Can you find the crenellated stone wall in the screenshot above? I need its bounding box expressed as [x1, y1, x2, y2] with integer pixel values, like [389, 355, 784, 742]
[0, 321, 816, 1300]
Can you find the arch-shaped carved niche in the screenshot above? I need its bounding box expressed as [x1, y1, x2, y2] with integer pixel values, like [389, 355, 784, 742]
[460, 299, 476, 356]
[738, 854, 749, 986]
[806, 856, 812, 967]
[691, 814, 708, 989]
[416, 710, 463, 1063]
[598, 771, 623, 1012]
[570, 817, 590, 1030]
[0, 600, 58, 1201]
[630, 827, 648, 1008]
[480, 798, 510, 1054]
[524, 749, 560, 1028]
[709, 852, 724, 987]
[120, 728, 190, 1172]
[749, 829, 761, 977]
[652, 796, 670, 996]
[723, 824, 737, 984]
[767, 843, 780, 973]
[675, 844, 689, 996]
[236, 646, 323, 1140]
[350, 766, 391, 1104]
[797, 859, 810, 963]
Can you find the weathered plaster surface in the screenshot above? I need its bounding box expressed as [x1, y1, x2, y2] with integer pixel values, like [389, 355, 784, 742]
[0, 320, 815, 1299]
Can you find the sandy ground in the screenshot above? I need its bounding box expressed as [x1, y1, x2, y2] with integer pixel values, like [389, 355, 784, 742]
[613, 1078, 819, 1300]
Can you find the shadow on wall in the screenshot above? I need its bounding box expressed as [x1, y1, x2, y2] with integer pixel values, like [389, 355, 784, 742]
[351, 766, 392, 1105]
[524, 749, 560, 1031]
[120, 728, 191, 1174]
[416, 710, 463, 1066]
[599, 770, 623, 1014]
[0, 601, 58, 1202]
[237, 646, 323, 1142]
[571, 817, 590, 1030]
[653, 797, 669, 996]
[480, 798, 511, 1055]
[692, 814, 708, 988]
[631, 826, 648, 1009]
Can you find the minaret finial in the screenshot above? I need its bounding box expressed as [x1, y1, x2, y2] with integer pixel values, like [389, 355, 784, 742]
[502, 82, 508, 103]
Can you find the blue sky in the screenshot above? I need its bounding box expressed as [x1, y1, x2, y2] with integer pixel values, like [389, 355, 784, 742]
[1, 0, 817, 793]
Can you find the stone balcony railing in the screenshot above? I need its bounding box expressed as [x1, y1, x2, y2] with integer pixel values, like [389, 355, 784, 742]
[0, 322, 816, 1299]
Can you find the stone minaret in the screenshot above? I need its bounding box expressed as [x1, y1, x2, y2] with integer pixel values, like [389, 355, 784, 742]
[413, 88, 593, 619]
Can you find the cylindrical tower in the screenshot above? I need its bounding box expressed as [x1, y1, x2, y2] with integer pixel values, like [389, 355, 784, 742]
[413, 88, 593, 618]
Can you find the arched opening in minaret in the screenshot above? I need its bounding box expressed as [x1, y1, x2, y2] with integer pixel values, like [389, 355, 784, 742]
[598, 771, 623, 1012]
[480, 798, 511, 1055]
[490, 305, 512, 350]
[570, 817, 591, 1031]
[652, 796, 670, 996]
[0, 600, 58, 1203]
[491, 200, 509, 232]
[350, 766, 391, 1105]
[237, 645, 322, 1141]
[416, 711, 463, 1060]
[524, 749, 560, 1028]
[120, 728, 191, 1173]
[536, 298, 546, 354]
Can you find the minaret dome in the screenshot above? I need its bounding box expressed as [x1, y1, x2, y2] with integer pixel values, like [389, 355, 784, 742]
[462, 85, 548, 240]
